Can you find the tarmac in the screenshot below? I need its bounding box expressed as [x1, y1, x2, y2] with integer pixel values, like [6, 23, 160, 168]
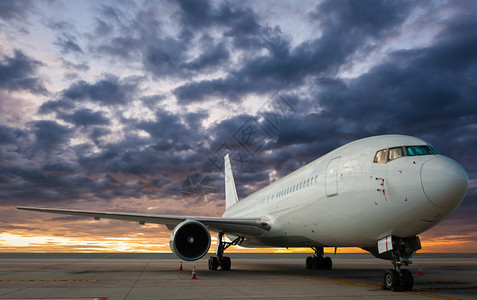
[0, 253, 476, 300]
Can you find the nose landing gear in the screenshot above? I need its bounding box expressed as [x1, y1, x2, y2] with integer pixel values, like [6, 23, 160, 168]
[383, 265, 414, 291]
[382, 236, 421, 291]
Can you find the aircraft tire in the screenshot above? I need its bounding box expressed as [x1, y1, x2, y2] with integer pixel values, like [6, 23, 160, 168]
[323, 257, 332, 270]
[208, 257, 218, 270]
[312, 256, 324, 269]
[306, 256, 313, 269]
[311, 257, 318, 269]
[400, 269, 414, 291]
[383, 269, 401, 290]
[222, 256, 231, 271]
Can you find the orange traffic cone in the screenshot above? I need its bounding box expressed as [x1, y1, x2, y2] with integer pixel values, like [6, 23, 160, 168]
[191, 266, 197, 279]
[418, 264, 424, 275]
[179, 261, 183, 271]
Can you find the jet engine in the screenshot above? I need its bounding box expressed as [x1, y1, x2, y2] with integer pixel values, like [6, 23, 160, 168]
[170, 220, 211, 261]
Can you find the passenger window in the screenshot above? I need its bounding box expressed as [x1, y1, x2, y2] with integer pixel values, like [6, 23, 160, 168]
[388, 147, 403, 161]
[307, 179, 310, 186]
[373, 149, 387, 164]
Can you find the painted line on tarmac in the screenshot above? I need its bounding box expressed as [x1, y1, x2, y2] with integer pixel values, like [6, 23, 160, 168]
[404, 291, 459, 300]
[0, 297, 108, 300]
[0, 279, 96, 282]
[236, 263, 459, 300]
[303, 275, 460, 300]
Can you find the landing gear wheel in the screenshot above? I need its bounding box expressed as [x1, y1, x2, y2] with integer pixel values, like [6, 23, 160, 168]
[400, 269, 414, 291]
[323, 257, 333, 270]
[208, 257, 218, 270]
[306, 256, 313, 269]
[384, 269, 401, 291]
[212, 232, 242, 271]
[311, 256, 322, 269]
[222, 256, 231, 271]
[306, 248, 333, 271]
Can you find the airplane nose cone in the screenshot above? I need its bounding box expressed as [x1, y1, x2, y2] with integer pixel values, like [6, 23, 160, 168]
[421, 156, 468, 208]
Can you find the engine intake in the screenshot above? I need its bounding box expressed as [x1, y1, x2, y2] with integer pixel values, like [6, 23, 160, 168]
[170, 220, 211, 261]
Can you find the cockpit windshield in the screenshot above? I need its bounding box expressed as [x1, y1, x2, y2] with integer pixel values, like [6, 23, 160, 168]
[373, 145, 438, 164]
[406, 146, 434, 156]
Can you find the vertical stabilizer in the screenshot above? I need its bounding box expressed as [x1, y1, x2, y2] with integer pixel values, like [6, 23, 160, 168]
[224, 154, 239, 209]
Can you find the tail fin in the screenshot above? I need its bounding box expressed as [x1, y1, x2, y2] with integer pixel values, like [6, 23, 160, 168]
[224, 154, 239, 209]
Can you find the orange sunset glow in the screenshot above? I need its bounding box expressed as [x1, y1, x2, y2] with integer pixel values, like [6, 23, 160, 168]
[3, 200, 476, 254]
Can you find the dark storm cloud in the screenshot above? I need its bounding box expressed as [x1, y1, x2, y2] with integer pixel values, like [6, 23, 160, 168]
[137, 112, 194, 152]
[143, 37, 189, 77]
[38, 98, 76, 114]
[0, 50, 46, 94]
[184, 42, 229, 72]
[173, 0, 415, 104]
[54, 33, 84, 54]
[69, 109, 209, 188]
[90, 1, 260, 78]
[0, 165, 91, 203]
[89, 127, 111, 147]
[40, 76, 138, 114]
[177, 0, 261, 36]
[59, 108, 110, 127]
[0, 0, 34, 21]
[316, 13, 477, 139]
[63, 77, 133, 105]
[0, 124, 21, 145]
[31, 120, 74, 153]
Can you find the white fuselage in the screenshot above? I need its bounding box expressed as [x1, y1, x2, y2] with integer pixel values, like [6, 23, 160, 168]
[223, 135, 468, 249]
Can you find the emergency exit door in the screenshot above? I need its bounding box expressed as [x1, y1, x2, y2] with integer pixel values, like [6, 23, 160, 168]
[325, 157, 340, 197]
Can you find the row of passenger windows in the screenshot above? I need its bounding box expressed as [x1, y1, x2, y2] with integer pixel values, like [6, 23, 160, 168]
[254, 174, 319, 207]
[373, 145, 440, 164]
[278, 175, 318, 198]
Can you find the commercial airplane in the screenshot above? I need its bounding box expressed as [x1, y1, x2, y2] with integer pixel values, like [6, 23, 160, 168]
[18, 135, 468, 291]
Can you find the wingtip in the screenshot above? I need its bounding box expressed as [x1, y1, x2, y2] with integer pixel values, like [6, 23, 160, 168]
[17, 207, 44, 211]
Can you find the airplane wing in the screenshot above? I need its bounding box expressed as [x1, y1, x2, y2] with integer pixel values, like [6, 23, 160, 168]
[17, 207, 271, 238]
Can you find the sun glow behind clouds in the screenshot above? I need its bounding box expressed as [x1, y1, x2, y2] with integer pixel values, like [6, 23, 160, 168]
[2, 230, 476, 253]
[0, 233, 170, 253]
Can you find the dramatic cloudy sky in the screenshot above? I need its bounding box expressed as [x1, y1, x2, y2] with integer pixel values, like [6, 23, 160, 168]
[0, 0, 476, 253]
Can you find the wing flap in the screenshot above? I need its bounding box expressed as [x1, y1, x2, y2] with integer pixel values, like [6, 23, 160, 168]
[17, 207, 270, 238]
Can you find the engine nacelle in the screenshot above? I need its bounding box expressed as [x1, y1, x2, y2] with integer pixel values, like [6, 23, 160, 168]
[170, 220, 211, 261]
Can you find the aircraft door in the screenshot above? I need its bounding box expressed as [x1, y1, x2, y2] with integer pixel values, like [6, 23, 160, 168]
[326, 156, 341, 197]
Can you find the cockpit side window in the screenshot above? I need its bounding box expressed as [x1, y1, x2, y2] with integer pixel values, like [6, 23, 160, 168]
[388, 147, 404, 161]
[406, 146, 434, 156]
[373, 149, 387, 164]
[428, 144, 441, 155]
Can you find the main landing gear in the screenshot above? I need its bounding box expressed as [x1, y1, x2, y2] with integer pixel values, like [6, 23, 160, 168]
[305, 247, 332, 270]
[382, 237, 420, 291]
[208, 232, 243, 271]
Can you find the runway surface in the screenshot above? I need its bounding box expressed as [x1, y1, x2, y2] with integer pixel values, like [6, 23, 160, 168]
[0, 253, 475, 300]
